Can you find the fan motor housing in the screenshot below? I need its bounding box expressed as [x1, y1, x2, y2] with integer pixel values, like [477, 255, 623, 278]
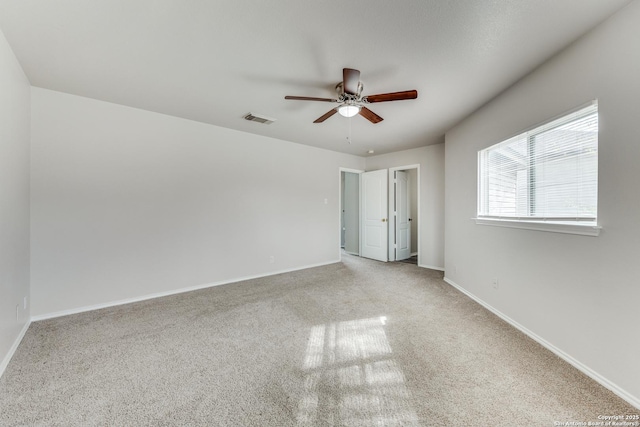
[335, 82, 364, 98]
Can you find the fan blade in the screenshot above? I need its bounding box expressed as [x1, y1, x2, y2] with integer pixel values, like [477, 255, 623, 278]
[285, 96, 337, 102]
[343, 68, 361, 95]
[365, 90, 418, 103]
[359, 107, 384, 124]
[314, 109, 338, 123]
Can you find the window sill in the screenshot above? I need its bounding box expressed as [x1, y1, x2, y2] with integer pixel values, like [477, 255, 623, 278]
[473, 218, 601, 236]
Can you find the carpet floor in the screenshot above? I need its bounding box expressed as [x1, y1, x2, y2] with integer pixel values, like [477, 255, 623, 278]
[0, 254, 636, 426]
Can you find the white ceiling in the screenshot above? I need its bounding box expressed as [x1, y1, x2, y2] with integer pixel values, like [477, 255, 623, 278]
[0, 0, 632, 156]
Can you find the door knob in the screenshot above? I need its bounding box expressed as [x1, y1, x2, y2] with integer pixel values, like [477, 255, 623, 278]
[382, 218, 387, 222]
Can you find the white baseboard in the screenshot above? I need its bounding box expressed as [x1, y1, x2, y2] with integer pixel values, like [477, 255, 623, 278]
[443, 276, 640, 410]
[0, 320, 31, 379]
[32, 260, 340, 322]
[418, 264, 445, 271]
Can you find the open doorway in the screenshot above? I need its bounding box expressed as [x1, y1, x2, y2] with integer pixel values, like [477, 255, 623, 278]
[339, 168, 362, 257]
[340, 166, 419, 264]
[389, 165, 419, 264]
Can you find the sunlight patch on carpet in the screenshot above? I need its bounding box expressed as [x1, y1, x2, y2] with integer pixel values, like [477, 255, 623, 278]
[297, 316, 419, 426]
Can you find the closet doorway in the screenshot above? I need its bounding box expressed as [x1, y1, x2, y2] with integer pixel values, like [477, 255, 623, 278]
[339, 165, 419, 264]
[388, 165, 419, 263]
[340, 168, 362, 256]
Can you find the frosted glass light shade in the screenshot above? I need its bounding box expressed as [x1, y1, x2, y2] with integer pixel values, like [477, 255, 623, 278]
[338, 105, 361, 118]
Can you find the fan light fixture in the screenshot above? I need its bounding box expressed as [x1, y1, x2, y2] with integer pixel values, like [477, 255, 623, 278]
[338, 105, 361, 118]
[284, 68, 417, 124]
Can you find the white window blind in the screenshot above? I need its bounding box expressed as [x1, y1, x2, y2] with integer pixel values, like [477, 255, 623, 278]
[478, 102, 598, 224]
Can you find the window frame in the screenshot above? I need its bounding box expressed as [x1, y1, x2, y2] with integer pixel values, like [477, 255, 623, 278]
[475, 101, 601, 236]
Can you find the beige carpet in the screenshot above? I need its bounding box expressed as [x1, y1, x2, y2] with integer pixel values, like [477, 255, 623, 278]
[0, 254, 636, 426]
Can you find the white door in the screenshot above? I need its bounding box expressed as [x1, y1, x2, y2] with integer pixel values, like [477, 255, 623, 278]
[394, 171, 411, 261]
[361, 169, 388, 262]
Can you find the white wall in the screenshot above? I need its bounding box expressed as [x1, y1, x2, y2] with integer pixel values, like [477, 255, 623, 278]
[444, 0, 640, 407]
[366, 144, 444, 270]
[30, 88, 364, 318]
[0, 28, 30, 373]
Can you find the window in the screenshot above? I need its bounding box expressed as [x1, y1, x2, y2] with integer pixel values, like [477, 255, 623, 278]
[477, 102, 599, 235]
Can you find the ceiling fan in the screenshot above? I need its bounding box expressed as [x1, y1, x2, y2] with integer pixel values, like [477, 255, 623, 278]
[284, 68, 417, 124]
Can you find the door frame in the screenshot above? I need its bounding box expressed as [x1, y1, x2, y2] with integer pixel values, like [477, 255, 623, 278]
[388, 164, 420, 262]
[338, 167, 364, 261]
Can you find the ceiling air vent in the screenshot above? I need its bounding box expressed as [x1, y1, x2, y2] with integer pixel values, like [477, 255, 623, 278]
[244, 113, 276, 125]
